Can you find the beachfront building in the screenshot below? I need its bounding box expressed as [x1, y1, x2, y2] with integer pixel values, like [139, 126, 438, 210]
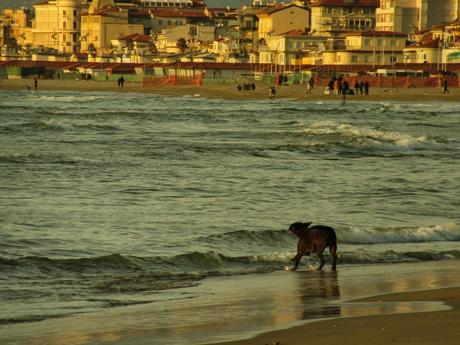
[234, 6, 260, 54]
[376, 0, 460, 34]
[403, 34, 442, 63]
[155, 23, 215, 53]
[257, 4, 310, 42]
[258, 30, 327, 65]
[32, 0, 89, 54]
[135, 0, 205, 8]
[210, 38, 235, 62]
[309, 0, 379, 35]
[323, 30, 407, 65]
[0, 8, 32, 49]
[80, 0, 144, 54]
[147, 7, 211, 34]
[404, 22, 460, 64]
[110, 32, 153, 62]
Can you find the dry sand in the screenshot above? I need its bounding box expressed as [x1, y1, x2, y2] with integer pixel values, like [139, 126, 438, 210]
[1, 78, 460, 102]
[210, 287, 460, 345]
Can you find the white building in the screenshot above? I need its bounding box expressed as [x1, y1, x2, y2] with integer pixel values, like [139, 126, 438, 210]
[376, 0, 460, 34]
[32, 0, 89, 53]
[155, 24, 215, 53]
[258, 30, 327, 65]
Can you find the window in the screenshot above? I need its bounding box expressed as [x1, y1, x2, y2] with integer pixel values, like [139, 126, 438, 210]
[73, 10, 77, 16]
[73, 21, 77, 29]
[352, 55, 359, 63]
[63, 10, 66, 16]
[63, 21, 66, 29]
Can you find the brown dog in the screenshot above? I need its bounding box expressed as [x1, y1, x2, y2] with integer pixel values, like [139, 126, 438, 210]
[289, 222, 337, 271]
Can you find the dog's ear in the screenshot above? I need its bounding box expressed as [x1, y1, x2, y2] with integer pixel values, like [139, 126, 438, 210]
[304, 222, 312, 229]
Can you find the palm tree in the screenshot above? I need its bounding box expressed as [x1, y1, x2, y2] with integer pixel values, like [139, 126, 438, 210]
[177, 37, 188, 53]
[87, 43, 97, 57]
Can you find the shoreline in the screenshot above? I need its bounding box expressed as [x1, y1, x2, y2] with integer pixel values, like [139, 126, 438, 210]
[2, 261, 460, 345]
[207, 286, 460, 345]
[1, 78, 460, 102]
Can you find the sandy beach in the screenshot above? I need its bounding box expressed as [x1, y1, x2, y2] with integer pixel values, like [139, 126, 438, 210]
[211, 287, 460, 345]
[1, 78, 459, 102]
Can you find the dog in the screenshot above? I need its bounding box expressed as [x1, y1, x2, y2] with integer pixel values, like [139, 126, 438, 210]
[289, 222, 337, 271]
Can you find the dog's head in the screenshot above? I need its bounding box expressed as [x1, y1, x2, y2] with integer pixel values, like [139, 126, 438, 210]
[288, 222, 312, 238]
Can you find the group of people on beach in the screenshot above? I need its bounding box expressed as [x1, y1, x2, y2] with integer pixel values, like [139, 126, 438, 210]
[326, 76, 369, 96]
[237, 83, 256, 91]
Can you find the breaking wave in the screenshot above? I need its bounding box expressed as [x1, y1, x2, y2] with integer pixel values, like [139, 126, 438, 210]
[286, 121, 449, 154]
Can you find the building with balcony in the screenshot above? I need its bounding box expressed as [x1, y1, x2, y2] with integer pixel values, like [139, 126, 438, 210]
[258, 29, 327, 65]
[32, 0, 89, 54]
[310, 0, 379, 35]
[376, 0, 460, 34]
[80, 0, 144, 53]
[323, 30, 407, 64]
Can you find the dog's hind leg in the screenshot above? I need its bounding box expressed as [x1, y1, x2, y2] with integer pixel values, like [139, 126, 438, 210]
[329, 244, 338, 271]
[317, 250, 325, 271]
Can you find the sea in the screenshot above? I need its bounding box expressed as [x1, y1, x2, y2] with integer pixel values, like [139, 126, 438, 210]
[0, 90, 459, 342]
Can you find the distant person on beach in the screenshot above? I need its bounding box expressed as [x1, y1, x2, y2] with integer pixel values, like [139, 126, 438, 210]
[443, 79, 449, 94]
[117, 76, 125, 87]
[306, 77, 314, 94]
[34, 77, 38, 90]
[354, 81, 359, 95]
[269, 86, 276, 99]
[342, 80, 349, 95]
[364, 81, 369, 95]
[359, 81, 364, 95]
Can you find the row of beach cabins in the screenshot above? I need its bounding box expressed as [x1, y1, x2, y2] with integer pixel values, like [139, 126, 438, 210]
[1, 60, 460, 89]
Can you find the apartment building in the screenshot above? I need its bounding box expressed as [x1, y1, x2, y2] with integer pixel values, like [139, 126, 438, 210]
[323, 30, 407, 64]
[257, 4, 310, 42]
[80, 0, 143, 53]
[32, 0, 89, 53]
[376, 0, 460, 33]
[310, 0, 379, 34]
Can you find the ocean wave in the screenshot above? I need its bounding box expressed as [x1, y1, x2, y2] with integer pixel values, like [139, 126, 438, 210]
[0, 152, 81, 164]
[340, 223, 460, 244]
[293, 121, 446, 153]
[1, 120, 121, 133]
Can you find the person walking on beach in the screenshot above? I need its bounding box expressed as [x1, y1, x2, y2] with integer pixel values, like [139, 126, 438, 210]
[269, 86, 276, 99]
[34, 76, 38, 91]
[306, 77, 313, 94]
[364, 81, 369, 95]
[359, 81, 364, 95]
[443, 78, 449, 94]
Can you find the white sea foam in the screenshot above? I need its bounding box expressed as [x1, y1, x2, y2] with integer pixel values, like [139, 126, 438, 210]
[297, 121, 442, 150]
[340, 223, 460, 244]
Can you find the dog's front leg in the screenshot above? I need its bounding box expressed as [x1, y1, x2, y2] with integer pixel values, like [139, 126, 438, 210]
[290, 253, 302, 271]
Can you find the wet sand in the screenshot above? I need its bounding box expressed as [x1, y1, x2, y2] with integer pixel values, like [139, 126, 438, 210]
[212, 287, 460, 345]
[1, 78, 459, 102]
[1, 261, 460, 345]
